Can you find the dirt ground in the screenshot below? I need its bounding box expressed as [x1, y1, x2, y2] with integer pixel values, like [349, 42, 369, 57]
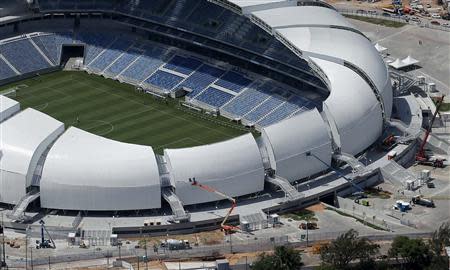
[124, 229, 225, 248]
[306, 203, 326, 212]
[325, 0, 443, 10]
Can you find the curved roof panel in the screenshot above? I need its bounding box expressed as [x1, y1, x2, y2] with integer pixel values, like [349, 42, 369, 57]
[0, 108, 64, 204]
[312, 57, 384, 154]
[262, 109, 332, 182]
[276, 27, 388, 94]
[40, 127, 161, 211]
[0, 95, 19, 122]
[164, 133, 265, 205]
[253, 6, 354, 29]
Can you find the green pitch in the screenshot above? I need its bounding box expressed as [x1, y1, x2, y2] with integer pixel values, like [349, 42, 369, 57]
[2, 71, 251, 154]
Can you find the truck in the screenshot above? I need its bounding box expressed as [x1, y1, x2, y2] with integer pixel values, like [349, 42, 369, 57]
[412, 195, 435, 208]
[160, 239, 191, 250]
[393, 200, 411, 212]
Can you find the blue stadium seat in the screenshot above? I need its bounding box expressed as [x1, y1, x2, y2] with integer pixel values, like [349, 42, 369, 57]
[121, 46, 169, 82]
[257, 102, 299, 127]
[244, 96, 284, 123]
[214, 71, 251, 93]
[76, 32, 116, 64]
[89, 38, 134, 71]
[105, 47, 142, 76]
[181, 64, 225, 96]
[33, 33, 73, 65]
[1, 39, 52, 74]
[195, 87, 234, 108]
[145, 70, 184, 91]
[221, 86, 271, 116]
[164, 55, 203, 75]
[0, 58, 17, 80]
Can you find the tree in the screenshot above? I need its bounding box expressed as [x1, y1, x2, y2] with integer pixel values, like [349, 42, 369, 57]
[427, 222, 450, 270]
[251, 245, 303, 270]
[320, 229, 379, 269]
[388, 236, 432, 270]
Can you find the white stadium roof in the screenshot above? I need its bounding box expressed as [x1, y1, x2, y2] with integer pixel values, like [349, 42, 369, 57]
[252, 6, 354, 29]
[227, 0, 296, 12]
[262, 109, 332, 182]
[0, 95, 19, 122]
[165, 133, 265, 205]
[40, 127, 161, 211]
[313, 57, 384, 155]
[0, 108, 64, 204]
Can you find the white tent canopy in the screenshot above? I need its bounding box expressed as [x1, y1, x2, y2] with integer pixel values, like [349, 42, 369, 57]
[374, 43, 387, 53]
[402, 55, 419, 65]
[389, 56, 419, 69]
[389, 58, 406, 69]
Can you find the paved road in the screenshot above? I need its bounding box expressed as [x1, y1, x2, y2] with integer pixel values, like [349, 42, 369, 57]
[348, 17, 450, 97]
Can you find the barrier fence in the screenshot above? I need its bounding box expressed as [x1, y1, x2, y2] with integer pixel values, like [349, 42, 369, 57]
[338, 9, 450, 32]
[4, 230, 433, 269]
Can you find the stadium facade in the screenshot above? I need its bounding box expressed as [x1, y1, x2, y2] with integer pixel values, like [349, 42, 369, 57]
[0, 0, 392, 216]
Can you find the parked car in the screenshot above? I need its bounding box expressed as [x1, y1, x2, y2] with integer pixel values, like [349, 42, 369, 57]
[430, 20, 441, 25]
[411, 16, 421, 23]
[443, 23, 450, 28]
[299, 222, 318, 230]
[431, 13, 441, 19]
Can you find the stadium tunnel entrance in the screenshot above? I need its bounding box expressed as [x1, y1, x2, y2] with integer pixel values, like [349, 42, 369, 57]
[60, 44, 85, 66]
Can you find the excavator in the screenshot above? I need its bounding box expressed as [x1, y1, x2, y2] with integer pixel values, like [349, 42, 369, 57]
[416, 95, 446, 168]
[189, 178, 239, 234]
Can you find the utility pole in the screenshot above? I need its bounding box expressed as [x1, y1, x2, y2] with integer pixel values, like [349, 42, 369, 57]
[30, 247, 33, 270]
[229, 233, 233, 254]
[25, 228, 28, 270]
[1, 212, 6, 269]
[306, 221, 309, 248]
[144, 237, 148, 270]
[118, 241, 122, 261]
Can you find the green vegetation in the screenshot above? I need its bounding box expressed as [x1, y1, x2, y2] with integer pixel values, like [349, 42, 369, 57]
[315, 223, 450, 270]
[432, 96, 450, 112]
[319, 229, 380, 270]
[3, 71, 252, 154]
[252, 246, 303, 270]
[250, 224, 450, 270]
[283, 209, 317, 221]
[389, 236, 432, 269]
[364, 188, 392, 199]
[344, 15, 406, 28]
[440, 103, 450, 111]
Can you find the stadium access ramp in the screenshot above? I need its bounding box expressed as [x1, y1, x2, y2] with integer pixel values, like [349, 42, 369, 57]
[333, 152, 369, 177]
[162, 188, 190, 222]
[7, 190, 40, 221]
[387, 119, 422, 144]
[266, 175, 304, 201]
[380, 160, 418, 187]
[419, 129, 450, 155]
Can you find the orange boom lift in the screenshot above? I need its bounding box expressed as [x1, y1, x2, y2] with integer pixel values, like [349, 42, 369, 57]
[189, 178, 239, 234]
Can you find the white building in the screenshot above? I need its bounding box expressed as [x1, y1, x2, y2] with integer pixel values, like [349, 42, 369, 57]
[0, 108, 64, 204]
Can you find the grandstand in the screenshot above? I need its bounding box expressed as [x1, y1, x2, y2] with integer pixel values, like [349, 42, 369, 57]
[0, 29, 319, 128]
[0, 0, 394, 231]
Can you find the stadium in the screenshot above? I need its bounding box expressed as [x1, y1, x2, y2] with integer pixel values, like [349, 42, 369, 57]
[0, 0, 397, 235]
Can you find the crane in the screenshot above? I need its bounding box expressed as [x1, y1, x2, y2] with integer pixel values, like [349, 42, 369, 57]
[416, 95, 446, 168]
[189, 178, 239, 234]
[37, 220, 56, 249]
